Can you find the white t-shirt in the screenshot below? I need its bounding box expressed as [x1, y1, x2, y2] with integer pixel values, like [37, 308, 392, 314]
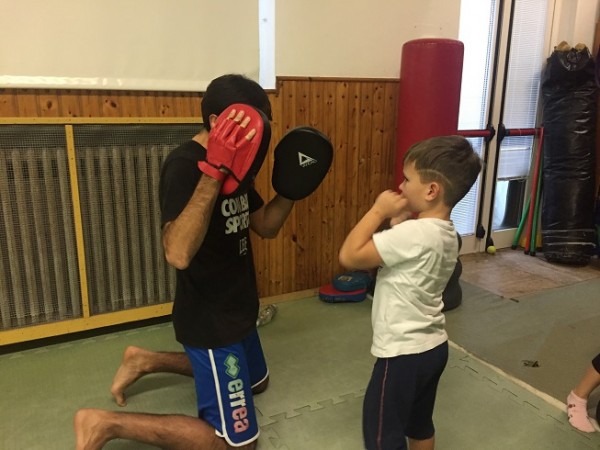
[370, 218, 458, 358]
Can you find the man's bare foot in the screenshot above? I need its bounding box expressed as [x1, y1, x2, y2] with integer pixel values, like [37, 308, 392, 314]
[74, 408, 113, 450]
[110, 346, 151, 406]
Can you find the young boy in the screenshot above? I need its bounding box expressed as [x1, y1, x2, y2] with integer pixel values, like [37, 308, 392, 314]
[339, 135, 482, 450]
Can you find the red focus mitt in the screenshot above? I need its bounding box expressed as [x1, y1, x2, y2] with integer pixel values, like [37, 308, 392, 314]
[198, 103, 271, 195]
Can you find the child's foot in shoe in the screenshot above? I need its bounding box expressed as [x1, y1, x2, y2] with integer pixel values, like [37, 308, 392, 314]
[567, 391, 596, 432]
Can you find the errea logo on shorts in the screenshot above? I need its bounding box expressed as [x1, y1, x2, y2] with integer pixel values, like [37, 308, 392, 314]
[224, 353, 249, 433]
[298, 152, 317, 167]
[224, 354, 240, 378]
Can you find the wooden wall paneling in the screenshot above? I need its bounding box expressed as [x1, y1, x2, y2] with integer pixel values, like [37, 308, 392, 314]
[189, 93, 202, 119]
[0, 90, 17, 117]
[382, 82, 398, 191]
[16, 90, 41, 117]
[155, 92, 174, 117]
[315, 82, 344, 287]
[357, 82, 375, 219]
[38, 90, 60, 117]
[370, 82, 385, 197]
[58, 90, 84, 117]
[101, 91, 122, 117]
[108, 92, 137, 117]
[156, 91, 201, 117]
[331, 81, 358, 275]
[80, 91, 103, 117]
[344, 82, 362, 234]
[137, 92, 159, 117]
[172, 93, 190, 119]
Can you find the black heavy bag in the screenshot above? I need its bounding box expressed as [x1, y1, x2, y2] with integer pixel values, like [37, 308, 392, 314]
[540, 43, 597, 265]
[442, 234, 462, 312]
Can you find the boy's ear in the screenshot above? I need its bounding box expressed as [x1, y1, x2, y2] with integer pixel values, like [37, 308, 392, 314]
[208, 114, 218, 128]
[426, 181, 442, 201]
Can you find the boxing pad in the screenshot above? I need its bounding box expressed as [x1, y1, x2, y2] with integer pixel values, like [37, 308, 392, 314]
[272, 127, 333, 200]
[319, 283, 367, 303]
[332, 271, 373, 292]
[198, 103, 271, 195]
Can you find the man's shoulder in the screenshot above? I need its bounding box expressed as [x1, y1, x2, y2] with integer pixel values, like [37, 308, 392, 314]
[164, 140, 205, 166]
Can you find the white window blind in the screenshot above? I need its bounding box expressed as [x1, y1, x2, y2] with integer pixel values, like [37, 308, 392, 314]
[0, 0, 265, 92]
[497, 0, 548, 180]
[453, 0, 497, 235]
[454, 0, 548, 235]
[458, 0, 496, 131]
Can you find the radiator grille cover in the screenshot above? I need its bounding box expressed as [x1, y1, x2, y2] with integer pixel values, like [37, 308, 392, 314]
[0, 123, 198, 330]
[0, 125, 80, 329]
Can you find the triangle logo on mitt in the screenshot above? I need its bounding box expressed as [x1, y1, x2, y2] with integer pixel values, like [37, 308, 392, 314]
[298, 152, 317, 167]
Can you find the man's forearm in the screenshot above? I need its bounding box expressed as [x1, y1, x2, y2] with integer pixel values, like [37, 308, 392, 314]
[162, 175, 221, 269]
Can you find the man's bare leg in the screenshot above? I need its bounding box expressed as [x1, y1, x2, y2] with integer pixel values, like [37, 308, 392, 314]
[110, 346, 192, 406]
[74, 408, 257, 450]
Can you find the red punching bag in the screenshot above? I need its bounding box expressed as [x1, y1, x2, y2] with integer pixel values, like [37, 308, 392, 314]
[394, 38, 464, 188]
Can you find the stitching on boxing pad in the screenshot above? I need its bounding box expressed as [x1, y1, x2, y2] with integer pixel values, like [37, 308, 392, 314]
[221, 105, 271, 196]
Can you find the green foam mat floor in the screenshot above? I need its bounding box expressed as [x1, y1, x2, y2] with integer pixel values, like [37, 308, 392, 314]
[2, 294, 600, 449]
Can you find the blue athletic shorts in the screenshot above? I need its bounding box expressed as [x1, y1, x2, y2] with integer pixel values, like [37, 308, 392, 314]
[363, 341, 448, 450]
[184, 329, 268, 447]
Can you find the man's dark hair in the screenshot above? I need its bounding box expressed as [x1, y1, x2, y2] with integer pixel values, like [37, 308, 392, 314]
[201, 74, 272, 130]
[404, 135, 482, 207]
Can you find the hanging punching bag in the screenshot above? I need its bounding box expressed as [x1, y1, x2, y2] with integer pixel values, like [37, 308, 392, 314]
[540, 44, 597, 265]
[394, 38, 464, 187]
[395, 39, 465, 311]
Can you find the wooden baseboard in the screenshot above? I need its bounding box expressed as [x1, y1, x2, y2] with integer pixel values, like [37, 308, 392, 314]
[260, 288, 319, 305]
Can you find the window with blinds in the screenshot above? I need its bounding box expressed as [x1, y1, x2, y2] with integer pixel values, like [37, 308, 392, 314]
[455, 0, 549, 234]
[453, 0, 497, 235]
[494, 0, 548, 230]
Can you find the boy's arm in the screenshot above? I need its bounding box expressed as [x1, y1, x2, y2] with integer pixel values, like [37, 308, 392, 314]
[250, 194, 295, 239]
[339, 189, 410, 270]
[339, 208, 385, 270]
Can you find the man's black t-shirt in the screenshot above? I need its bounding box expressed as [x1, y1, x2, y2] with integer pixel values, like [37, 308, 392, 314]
[159, 139, 264, 348]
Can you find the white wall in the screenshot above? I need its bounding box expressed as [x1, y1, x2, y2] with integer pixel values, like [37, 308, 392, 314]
[549, 0, 600, 53]
[0, 0, 261, 91]
[275, 0, 461, 78]
[3, 0, 596, 91]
